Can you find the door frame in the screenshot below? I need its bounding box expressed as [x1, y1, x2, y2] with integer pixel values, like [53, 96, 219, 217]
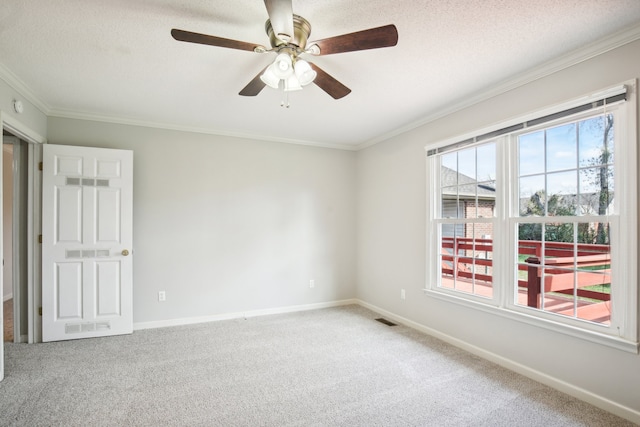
[0, 110, 45, 379]
[3, 137, 22, 343]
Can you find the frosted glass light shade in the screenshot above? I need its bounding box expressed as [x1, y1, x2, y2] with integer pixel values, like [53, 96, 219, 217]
[284, 74, 302, 92]
[294, 59, 317, 86]
[260, 65, 280, 89]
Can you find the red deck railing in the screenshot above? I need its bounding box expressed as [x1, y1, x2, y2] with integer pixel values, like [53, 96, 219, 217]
[442, 237, 611, 314]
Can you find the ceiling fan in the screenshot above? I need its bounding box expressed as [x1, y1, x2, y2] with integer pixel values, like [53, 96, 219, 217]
[171, 0, 398, 100]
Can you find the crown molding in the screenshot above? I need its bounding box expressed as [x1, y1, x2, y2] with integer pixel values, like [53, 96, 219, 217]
[0, 63, 51, 115]
[356, 23, 640, 151]
[47, 108, 358, 151]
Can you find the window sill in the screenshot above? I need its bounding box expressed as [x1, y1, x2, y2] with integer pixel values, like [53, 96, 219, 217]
[423, 288, 639, 354]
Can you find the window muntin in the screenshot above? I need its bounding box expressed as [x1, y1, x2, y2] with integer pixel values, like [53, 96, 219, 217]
[437, 143, 496, 298]
[427, 90, 636, 347]
[514, 115, 614, 326]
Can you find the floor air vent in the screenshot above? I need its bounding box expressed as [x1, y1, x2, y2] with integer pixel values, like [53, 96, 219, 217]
[375, 318, 397, 326]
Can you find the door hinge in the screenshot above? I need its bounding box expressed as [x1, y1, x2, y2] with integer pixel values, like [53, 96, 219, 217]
[38, 234, 42, 244]
[39, 307, 42, 316]
[39, 161, 43, 171]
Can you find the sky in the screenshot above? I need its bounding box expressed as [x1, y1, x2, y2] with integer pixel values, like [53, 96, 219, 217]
[440, 114, 613, 206]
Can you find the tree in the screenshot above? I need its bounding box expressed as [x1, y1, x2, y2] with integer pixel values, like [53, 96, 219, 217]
[519, 190, 574, 243]
[582, 114, 614, 245]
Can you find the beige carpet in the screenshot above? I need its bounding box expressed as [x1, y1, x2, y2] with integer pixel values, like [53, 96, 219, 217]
[3, 298, 12, 342]
[0, 305, 634, 426]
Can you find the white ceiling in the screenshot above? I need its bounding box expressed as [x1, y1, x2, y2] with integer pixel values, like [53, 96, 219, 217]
[1, 1, 639, 150]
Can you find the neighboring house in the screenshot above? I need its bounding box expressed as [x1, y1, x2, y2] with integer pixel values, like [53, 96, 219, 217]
[440, 166, 495, 239]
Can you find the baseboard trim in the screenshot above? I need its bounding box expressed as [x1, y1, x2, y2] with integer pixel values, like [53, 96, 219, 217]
[133, 299, 358, 331]
[355, 299, 640, 425]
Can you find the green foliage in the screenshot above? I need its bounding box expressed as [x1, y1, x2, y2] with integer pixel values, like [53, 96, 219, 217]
[519, 190, 574, 242]
[519, 114, 614, 245]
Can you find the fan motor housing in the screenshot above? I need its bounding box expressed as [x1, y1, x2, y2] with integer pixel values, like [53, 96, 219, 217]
[265, 14, 311, 49]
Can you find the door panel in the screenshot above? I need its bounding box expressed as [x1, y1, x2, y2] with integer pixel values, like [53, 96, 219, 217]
[96, 261, 120, 316]
[42, 144, 133, 342]
[56, 262, 83, 319]
[56, 186, 82, 242]
[96, 189, 120, 242]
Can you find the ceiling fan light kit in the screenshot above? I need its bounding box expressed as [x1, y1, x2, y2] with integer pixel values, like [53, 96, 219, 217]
[260, 66, 281, 89]
[285, 74, 302, 92]
[294, 59, 316, 86]
[171, 0, 398, 101]
[260, 53, 317, 92]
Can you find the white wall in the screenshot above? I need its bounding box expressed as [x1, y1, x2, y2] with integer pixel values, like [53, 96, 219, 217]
[356, 39, 640, 419]
[47, 119, 357, 324]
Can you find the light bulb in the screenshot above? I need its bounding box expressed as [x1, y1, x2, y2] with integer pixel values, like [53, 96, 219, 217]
[272, 53, 293, 79]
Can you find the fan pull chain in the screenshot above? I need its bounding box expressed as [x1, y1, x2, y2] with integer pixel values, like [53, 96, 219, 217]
[281, 90, 290, 108]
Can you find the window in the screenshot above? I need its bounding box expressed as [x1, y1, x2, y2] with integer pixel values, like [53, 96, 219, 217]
[426, 85, 638, 351]
[439, 144, 496, 298]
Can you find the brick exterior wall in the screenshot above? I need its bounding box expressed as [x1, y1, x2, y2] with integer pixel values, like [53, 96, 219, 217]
[463, 200, 494, 239]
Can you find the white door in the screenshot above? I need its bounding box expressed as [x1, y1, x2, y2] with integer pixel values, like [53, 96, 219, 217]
[42, 144, 133, 342]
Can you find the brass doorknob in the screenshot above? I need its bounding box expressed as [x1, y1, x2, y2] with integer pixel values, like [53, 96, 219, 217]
[122, 249, 130, 256]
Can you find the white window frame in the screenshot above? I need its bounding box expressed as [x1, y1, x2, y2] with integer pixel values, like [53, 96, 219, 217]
[425, 82, 638, 353]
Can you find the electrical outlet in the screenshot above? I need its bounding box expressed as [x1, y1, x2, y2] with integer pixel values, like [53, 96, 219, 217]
[400, 289, 406, 300]
[158, 291, 166, 302]
[309, 279, 315, 288]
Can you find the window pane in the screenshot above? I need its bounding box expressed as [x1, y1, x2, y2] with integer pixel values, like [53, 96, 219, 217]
[578, 115, 614, 166]
[440, 223, 465, 291]
[519, 175, 545, 216]
[519, 131, 545, 176]
[464, 201, 479, 219]
[517, 223, 542, 306]
[477, 144, 496, 182]
[440, 141, 497, 220]
[547, 170, 577, 197]
[441, 197, 460, 220]
[458, 148, 476, 180]
[518, 222, 542, 245]
[458, 183, 477, 199]
[439, 223, 493, 298]
[545, 221, 574, 244]
[546, 123, 577, 172]
[516, 221, 612, 325]
[579, 167, 613, 216]
[547, 171, 577, 216]
[442, 152, 457, 174]
[578, 221, 611, 246]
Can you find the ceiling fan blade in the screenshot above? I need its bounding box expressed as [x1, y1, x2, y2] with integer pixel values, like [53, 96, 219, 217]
[239, 67, 268, 96]
[310, 63, 351, 99]
[309, 24, 398, 55]
[264, 0, 294, 42]
[171, 28, 263, 52]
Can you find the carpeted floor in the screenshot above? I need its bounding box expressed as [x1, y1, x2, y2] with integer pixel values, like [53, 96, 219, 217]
[0, 305, 634, 426]
[3, 298, 12, 342]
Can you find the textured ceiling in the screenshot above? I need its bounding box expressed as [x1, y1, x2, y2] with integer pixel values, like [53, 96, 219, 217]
[1, 1, 639, 149]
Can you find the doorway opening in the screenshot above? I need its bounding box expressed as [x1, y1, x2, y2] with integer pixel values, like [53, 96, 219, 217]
[3, 132, 28, 343]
